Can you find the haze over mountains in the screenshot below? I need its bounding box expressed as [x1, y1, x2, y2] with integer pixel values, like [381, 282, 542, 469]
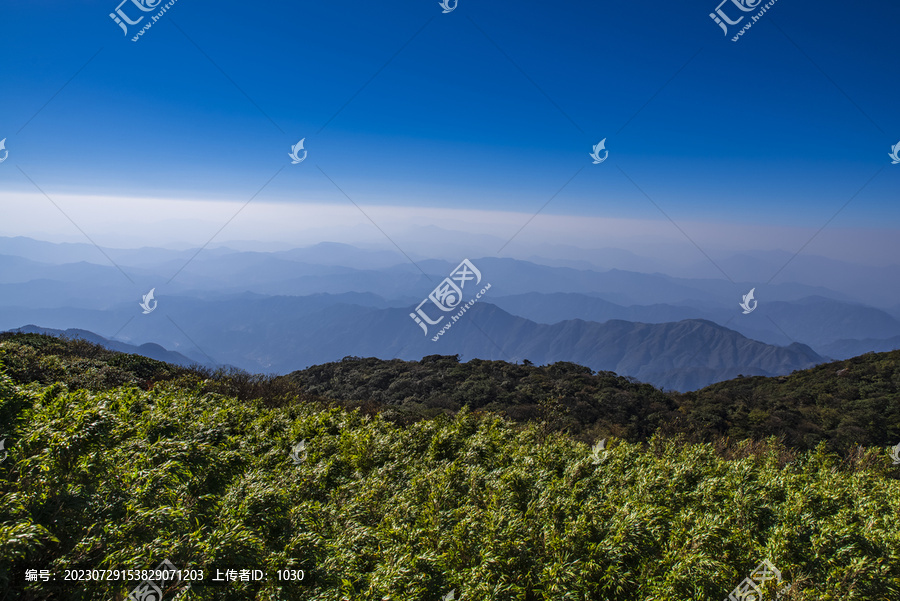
[1, 234, 898, 391]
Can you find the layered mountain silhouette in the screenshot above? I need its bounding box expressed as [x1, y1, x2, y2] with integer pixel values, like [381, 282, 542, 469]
[489, 292, 900, 355]
[2, 236, 898, 390]
[5, 302, 824, 390]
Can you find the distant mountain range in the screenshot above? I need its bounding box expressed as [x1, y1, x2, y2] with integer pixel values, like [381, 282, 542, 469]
[2, 234, 898, 306]
[1, 236, 899, 390]
[4, 304, 824, 391]
[489, 292, 900, 357]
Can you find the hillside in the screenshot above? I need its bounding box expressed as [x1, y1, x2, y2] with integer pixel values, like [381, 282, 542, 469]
[9, 325, 206, 368]
[1, 333, 898, 454]
[291, 351, 900, 452]
[0, 335, 898, 600]
[677, 350, 900, 450]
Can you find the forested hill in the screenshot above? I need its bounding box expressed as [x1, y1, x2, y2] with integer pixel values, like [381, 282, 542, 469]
[289, 352, 900, 452]
[1, 332, 899, 453]
[2, 334, 899, 600]
[292, 355, 674, 441]
[677, 350, 900, 451]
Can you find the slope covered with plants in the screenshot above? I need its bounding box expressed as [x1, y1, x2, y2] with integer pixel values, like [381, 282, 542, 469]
[291, 351, 900, 453]
[0, 334, 899, 600]
[2, 332, 900, 453]
[675, 350, 900, 450]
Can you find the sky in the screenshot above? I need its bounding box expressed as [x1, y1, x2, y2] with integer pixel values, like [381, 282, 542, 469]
[0, 0, 898, 267]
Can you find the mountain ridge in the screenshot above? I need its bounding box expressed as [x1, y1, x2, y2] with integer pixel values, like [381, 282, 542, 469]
[7, 325, 208, 368]
[3, 306, 824, 391]
[1, 330, 896, 454]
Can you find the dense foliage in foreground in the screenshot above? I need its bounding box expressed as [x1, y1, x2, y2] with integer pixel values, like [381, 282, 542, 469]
[1, 338, 899, 600]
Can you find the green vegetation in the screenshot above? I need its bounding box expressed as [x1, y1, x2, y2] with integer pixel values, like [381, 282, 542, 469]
[1, 334, 899, 600]
[293, 351, 900, 453]
[5, 332, 898, 453]
[678, 353, 900, 451]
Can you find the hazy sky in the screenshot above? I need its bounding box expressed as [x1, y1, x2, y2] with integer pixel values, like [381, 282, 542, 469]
[1, 0, 898, 268]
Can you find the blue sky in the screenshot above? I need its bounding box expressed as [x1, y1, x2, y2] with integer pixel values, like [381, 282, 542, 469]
[1, 0, 898, 245]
